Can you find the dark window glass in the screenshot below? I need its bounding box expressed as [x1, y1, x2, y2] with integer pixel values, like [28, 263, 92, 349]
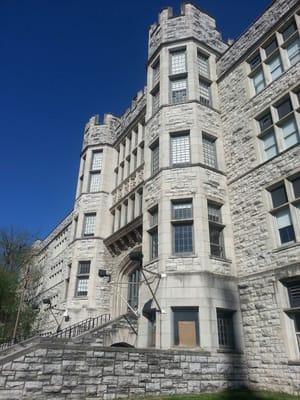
[173, 307, 199, 347]
[172, 202, 193, 220]
[150, 229, 158, 260]
[208, 203, 222, 223]
[288, 281, 300, 308]
[258, 113, 273, 132]
[270, 185, 288, 208]
[209, 225, 224, 258]
[151, 142, 159, 175]
[277, 99, 293, 119]
[217, 309, 235, 348]
[173, 223, 193, 254]
[249, 53, 261, 70]
[279, 225, 295, 244]
[264, 38, 278, 56]
[292, 177, 300, 198]
[79, 262, 90, 275]
[128, 269, 140, 309]
[282, 20, 297, 42]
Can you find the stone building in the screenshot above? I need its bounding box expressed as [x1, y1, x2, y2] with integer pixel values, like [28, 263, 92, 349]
[32, 0, 300, 392]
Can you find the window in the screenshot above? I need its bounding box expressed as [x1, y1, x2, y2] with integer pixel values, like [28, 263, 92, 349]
[197, 52, 209, 78]
[264, 38, 278, 57]
[124, 201, 128, 225]
[89, 151, 102, 192]
[173, 307, 199, 347]
[171, 79, 187, 104]
[281, 20, 297, 42]
[91, 151, 103, 170]
[249, 53, 261, 70]
[267, 54, 283, 80]
[128, 269, 140, 309]
[285, 279, 300, 353]
[76, 261, 90, 297]
[287, 38, 300, 66]
[217, 309, 235, 349]
[199, 79, 211, 106]
[149, 207, 158, 260]
[152, 59, 160, 86]
[202, 134, 217, 168]
[268, 178, 300, 246]
[171, 50, 186, 74]
[171, 133, 190, 166]
[89, 172, 100, 192]
[208, 202, 225, 258]
[172, 200, 193, 254]
[130, 195, 135, 221]
[256, 93, 299, 160]
[151, 141, 159, 175]
[83, 213, 96, 236]
[252, 68, 265, 94]
[152, 87, 160, 114]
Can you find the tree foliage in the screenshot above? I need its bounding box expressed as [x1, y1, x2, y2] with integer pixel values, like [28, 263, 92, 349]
[0, 228, 39, 343]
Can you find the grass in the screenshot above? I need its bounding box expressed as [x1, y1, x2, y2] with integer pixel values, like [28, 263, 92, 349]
[146, 391, 299, 400]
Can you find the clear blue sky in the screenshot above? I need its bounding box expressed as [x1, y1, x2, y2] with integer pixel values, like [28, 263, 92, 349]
[0, 0, 271, 239]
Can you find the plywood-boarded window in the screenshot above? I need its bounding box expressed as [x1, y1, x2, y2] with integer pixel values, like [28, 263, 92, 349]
[173, 307, 199, 347]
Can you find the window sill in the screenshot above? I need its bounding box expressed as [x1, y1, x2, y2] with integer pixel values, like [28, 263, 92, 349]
[209, 255, 232, 263]
[170, 254, 197, 259]
[287, 360, 300, 366]
[217, 348, 242, 355]
[74, 297, 88, 300]
[272, 241, 300, 253]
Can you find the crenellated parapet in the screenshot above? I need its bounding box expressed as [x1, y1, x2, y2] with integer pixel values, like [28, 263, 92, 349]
[148, 2, 228, 59]
[82, 113, 120, 150]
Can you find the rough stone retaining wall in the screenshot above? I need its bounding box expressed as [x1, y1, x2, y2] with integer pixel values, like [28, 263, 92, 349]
[0, 340, 246, 400]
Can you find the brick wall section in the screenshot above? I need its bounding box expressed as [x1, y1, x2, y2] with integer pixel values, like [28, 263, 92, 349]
[0, 341, 246, 400]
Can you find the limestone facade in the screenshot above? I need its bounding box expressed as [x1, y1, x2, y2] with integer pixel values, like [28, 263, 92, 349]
[32, 0, 300, 392]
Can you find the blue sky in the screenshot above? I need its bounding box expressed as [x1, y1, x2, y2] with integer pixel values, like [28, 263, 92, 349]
[0, 0, 271, 239]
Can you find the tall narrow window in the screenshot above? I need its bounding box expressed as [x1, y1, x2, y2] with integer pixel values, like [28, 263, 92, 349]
[285, 280, 300, 352]
[281, 20, 297, 42]
[281, 117, 299, 148]
[171, 79, 187, 104]
[202, 134, 217, 168]
[128, 269, 140, 309]
[149, 207, 158, 260]
[76, 261, 90, 297]
[217, 309, 235, 349]
[199, 79, 211, 106]
[152, 87, 160, 114]
[171, 133, 190, 166]
[171, 50, 186, 74]
[152, 59, 160, 86]
[91, 151, 103, 170]
[89, 173, 101, 193]
[89, 151, 102, 192]
[258, 112, 278, 160]
[274, 208, 295, 244]
[197, 52, 209, 78]
[287, 38, 300, 66]
[83, 213, 96, 236]
[208, 202, 225, 259]
[151, 141, 159, 175]
[252, 68, 265, 94]
[264, 37, 278, 57]
[173, 307, 199, 347]
[267, 54, 283, 80]
[172, 200, 194, 254]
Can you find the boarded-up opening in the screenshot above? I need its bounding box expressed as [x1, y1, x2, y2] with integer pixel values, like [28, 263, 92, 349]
[178, 320, 196, 347]
[172, 307, 199, 347]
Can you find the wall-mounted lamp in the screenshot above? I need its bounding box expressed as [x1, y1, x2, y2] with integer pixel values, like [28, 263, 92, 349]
[98, 269, 111, 282]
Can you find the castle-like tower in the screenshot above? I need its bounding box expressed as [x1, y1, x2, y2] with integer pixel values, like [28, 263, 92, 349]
[33, 0, 300, 393]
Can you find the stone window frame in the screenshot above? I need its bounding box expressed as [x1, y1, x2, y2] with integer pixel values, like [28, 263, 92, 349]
[202, 132, 218, 169]
[172, 306, 200, 347]
[171, 198, 194, 256]
[148, 205, 159, 261]
[266, 173, 300, 248]
[255, 88, 300, 162]
[170, 131, 191, 167]
[216, 308, 236, 350]
[82, 213, 96, 237]
[207, 201, 226, 260]
[247, 14, 300, 97]
[75, 261, 91, 298]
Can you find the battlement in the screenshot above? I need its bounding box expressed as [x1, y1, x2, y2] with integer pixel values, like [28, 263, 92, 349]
[82, 113, 119, 150]
[149, 2, 228, 59]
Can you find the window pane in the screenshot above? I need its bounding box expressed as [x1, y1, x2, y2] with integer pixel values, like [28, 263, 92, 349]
[264, 38, 278, 56]
[209, 225, 224, 258]
[275, 209, 295, 244]
[152, 89, 160, 113]
[171, 134, 190, 165]
[292, 177, 300, 198]
[150, 209, 158, 226]
[153, 60, 160, 85]
[79, 261, 90, 274]
[282, 20, 297, 42]
[262, 131, 278, 160]
[173, 202, 193, 220]
[197, 52, 209, 77]
[199, 79, 211, 106]
[171, 51, 186, 74]
[208, 203, 222, 223]
[202, 135, 217, 168]
[91, 151, 103, 170]
[76, 277, 89, 297]
[249, 53, 261, 70]
[252, 69, 265, 94]
[287, 38, 300, 66]
[151, 143, 159, 174]
[281, 117, 299, 148]
[171, 79, 187, 104]
[128, 269, 140, 309]
[89, 172, 101, 192]
[84, 214, 96, 236]
[268, 55, 283, 80]
[150, 229, 158, 260]
[277, 98, 293, 119]
[258, 112, 273, 132]
[288, 281, 300, 308]
[217, 310, 235, 348]
[270, 185, 287, 208]
[173, 223, 193, 253]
